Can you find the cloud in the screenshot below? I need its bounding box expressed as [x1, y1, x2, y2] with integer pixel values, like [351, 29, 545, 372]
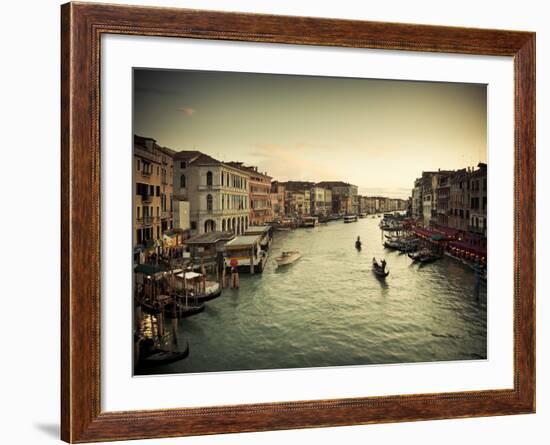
[178, 107, 196, 116]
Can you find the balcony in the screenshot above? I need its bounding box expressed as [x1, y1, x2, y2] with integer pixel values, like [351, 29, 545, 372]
[137, 216, 155, 227]
[198, 184, 221, 191]
[161, 210, 172, 219]
[141, 195, 153, 203]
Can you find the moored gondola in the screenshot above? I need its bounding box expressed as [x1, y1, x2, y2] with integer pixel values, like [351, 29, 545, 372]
[137, 340, 190, 369]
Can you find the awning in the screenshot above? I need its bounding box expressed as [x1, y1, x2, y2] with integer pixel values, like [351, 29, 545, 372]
[175, 271, 202, 280]
[134, 263, 167, 276]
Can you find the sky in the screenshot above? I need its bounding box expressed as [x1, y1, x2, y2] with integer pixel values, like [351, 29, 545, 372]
[134, 69, 487, 199]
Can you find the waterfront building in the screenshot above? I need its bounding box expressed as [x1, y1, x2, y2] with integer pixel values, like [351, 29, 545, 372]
[436, 173, 451, 227]
[173, 152, 250, 235]
[323, 188, 333, 215]
[311, 186, 331, 216]
[448, 168, 470, 232]
[469, 163, 487, 236]
[285, 189, 311, 216]
[362, 196, 378, 214]
[418, 171, 452, 227]
[316, 181, 358, 214]
[227, 162, 273, 225]
[270, 181, 286, 219]
[412, 177, 423, 220]
[422, 176, 435, 227]
[134, 135, 175, 254]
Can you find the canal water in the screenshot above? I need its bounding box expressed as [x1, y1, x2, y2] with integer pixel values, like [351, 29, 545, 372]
[151, 216, 487, 375]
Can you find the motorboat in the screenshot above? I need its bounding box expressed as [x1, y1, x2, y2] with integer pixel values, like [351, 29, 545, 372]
[344, 215, 358, 223]
[275, 250, 301, 267]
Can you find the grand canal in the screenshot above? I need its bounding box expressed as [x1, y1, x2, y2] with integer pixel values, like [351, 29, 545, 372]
[150, 216, 487, 375]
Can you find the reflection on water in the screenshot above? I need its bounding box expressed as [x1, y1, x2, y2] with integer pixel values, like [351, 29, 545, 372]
[148, 217, 486, 374]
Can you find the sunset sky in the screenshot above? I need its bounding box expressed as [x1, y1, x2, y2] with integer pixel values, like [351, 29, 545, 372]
[134, 69, 487, 199]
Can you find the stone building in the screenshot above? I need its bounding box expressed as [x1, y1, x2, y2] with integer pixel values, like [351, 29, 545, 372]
[226, 162, 273, 225]
[448, 168, 470, 232]
[316, 181, 358, 214]
[270, 181, 286, 219]
[469, 163, 487, 236]
[133, 135, 174, 250]
[411, 177, 424, 220]
[173, 152, 250, 235]
[436, 173, 451, 227]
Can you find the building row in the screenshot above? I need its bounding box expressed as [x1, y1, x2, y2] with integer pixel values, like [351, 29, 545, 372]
[411, 163, 487, 237]
[134, 134, 407, 257]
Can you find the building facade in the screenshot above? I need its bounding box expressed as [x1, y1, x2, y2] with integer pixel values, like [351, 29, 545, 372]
[133, 135, 174, 250]
[436, 174, 451, 227]
[285, 189, 311, 216]
[411, 177, 423, 220]
[173, 152, 250, 235]
[270, 181, 286, 219]
[316, 181, 358, 215]
[469, 163, 487, 236]
[448, 168, 470, 232]
[310, 186, 331, 216]
[227, 163, 273, 225]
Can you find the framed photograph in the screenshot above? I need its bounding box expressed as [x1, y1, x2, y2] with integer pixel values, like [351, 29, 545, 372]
[61, 2, 535, 442]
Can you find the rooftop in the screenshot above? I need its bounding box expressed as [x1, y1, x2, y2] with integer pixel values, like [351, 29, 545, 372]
[225, 162, 271, 179]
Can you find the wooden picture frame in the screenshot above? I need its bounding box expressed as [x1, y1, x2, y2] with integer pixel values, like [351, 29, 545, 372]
[61, 2, 535, 442]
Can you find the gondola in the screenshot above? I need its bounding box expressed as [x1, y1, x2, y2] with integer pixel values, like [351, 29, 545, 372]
[372, 258, 389, 277]
[137, 340, 190, 369]
[165, 300, 205, 318]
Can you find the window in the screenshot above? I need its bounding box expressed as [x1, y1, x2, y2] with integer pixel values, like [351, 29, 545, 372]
[206, 171, 213, 186]
[180, 174, 186, 188]
[191, 221, 197, 230]
[137, 159, 141, 171]
[137, 207, 140, 219]
[207, 194, 213, 211]
[156, 186, 160, 196]
[180, 161, 187, 169]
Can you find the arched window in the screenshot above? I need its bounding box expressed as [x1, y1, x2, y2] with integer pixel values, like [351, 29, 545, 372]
[180, 174, 186, 188]
[206, 171, 213, 186]
[207, 194, 213, 211]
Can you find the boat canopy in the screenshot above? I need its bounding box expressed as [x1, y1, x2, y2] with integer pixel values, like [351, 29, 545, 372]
[244, 225, 271, 235]
[175, 271, 202, 280]
[185, 230, 235, 245]
[134, 263, 168, 277]
[225, 235, 262, 249]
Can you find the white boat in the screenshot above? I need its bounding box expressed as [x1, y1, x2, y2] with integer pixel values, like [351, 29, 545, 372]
[301, 216, 319, 228]
[275, 250, 301, 267]
[344, 215, 358, 223]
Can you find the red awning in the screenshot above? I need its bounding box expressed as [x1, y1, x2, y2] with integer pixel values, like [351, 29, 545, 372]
[448, 241, 487, 259]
